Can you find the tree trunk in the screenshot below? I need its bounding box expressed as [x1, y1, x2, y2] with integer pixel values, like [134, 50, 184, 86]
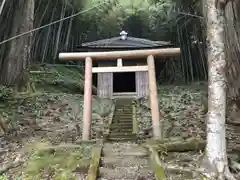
[0, 0, 34, 89]
[201, 1, 235, 179]
[0, 0, 7, 16]
[53, 2, 66, 63]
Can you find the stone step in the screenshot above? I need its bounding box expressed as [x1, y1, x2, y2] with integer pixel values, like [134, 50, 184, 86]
[115, 107, 132, 110]
[112, 118, 132, 122]
[109, 132, 134, 137]
[110, 123, 132, 126]
[115, 104, 132, 106]
[114, 115, 132, 118]
[115, 106, 132, 108]
[107, 137, 135, 142]
[102, 143, 140, 154]
[110, 129, 133, 133]
[98, 167, 154, 180]
[115, 113, 132, 115]
[116, 105, 132, 106]
[100, 156, 149, 168]
[111, 123, 132, 126]
[110, 130, 133, 133]
[112, 120, 132, 123]
[110, 124, 133, 128]
[116, 106, 132, 108]
[113, 116, 132, 118]
[112, 119, 132, 122]
[108, 135, 134, 139]
[111, 124, 132, 128]
[115, 110, 132, 112]
[110, 126, 132, 129]
[108, 99, 136, 143]
[112, 121, 132, 124]
[115, 110, 132, 114]
[110, 126, 132, 130]
[116, 105, 132, 107]
[113, 113, 132, 116]
[114, 111, 132, 114]
[116, 101, 132, 103]
[99, 140, 154, 179]
[113, 115, 132, 118]
[115, 109, 132, 111]
[112, 118, 132, 120]
[110, 129, 132, 132]
[114, 116, 132, 119]
[115, 105, 132, 107]
[108, 136, 134, 140]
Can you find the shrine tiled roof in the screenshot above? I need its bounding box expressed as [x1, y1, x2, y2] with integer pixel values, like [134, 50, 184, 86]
[77, 31, 173, 49]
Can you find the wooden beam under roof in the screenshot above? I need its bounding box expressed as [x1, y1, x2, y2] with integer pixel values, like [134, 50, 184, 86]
[92, 65, 148, 73]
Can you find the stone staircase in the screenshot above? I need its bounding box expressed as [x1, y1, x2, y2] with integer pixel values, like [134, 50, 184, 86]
[108, 98, 136, 141]
[97, 99, 155, 180]
[98, 142, 154, 180]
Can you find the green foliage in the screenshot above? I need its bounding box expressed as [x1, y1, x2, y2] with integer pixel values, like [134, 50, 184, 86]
[0, 0, 206, 84]
[0, 86, 21, 124]
[0, 86, 15, 103]
[31, 0, 180, 62]
[30, 65, 96, 94]
[0, 174, 8, 180]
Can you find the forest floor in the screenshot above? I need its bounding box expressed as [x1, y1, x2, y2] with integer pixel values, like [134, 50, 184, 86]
[0, 70, 240, 179]
[0, 92, 116, 179]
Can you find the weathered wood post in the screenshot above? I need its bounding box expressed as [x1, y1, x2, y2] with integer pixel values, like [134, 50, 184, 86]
[147, 55, 162, 139]
[82, 57, 93, 140]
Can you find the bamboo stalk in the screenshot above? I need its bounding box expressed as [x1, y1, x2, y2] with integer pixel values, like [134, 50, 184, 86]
[53, 3, 66, 63]
[0, 0, 6, 17]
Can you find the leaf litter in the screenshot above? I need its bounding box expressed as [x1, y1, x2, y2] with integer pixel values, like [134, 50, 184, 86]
[0, 92, 114, 179]
[0, 82, 240, 179]
[136, 82, 240, 179]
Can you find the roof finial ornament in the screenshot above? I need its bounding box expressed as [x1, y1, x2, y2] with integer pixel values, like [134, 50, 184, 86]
[120, 30, 128, 40]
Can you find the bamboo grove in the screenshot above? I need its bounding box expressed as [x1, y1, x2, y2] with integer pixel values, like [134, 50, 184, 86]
[1, 0, 238, 86]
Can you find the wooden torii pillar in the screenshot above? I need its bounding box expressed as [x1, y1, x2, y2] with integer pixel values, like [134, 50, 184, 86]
[82, 57, 92, 140]
[147, 55, 162, 138]
[59, 48, 181, 140]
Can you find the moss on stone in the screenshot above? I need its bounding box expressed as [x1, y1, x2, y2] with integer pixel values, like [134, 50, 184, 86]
[20, 141, 92, 179]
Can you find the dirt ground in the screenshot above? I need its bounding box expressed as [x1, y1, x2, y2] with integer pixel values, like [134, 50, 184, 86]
[0, 82, 240, 179]
[136, 82, 240, 179]
[0, 93, 114, 179]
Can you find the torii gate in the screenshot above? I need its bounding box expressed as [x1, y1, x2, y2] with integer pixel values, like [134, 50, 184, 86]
[59, 47, 181, 140]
